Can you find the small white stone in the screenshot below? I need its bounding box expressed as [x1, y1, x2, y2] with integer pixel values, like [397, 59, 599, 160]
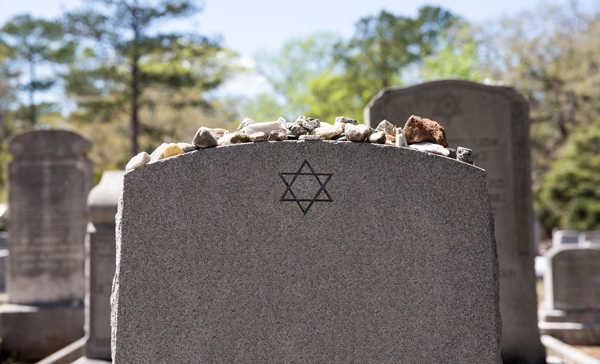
[126, 152, 151, 171]
[150, 143, 168, 163]
[396, 130, 408, 147]
[409, 142, 450, 156]
[242, 121, 284, 136]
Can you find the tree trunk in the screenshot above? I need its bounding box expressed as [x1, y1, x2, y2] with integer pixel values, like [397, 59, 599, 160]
[131, 54, 139, 157]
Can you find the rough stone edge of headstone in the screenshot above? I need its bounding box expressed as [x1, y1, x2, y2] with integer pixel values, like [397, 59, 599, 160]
[122, 140, 486, 177]
[110, 191, 124, 363]
[6, 127, 92, 155]
[362, 79, 527, 128]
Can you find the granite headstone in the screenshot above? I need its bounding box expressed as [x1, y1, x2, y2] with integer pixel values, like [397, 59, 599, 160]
[365, 80, 544, 363]
[539, 244, 600, 345]
[111, 141, 501, 363]
[85, 171, 124, 361]
[1, 129, 92, 360]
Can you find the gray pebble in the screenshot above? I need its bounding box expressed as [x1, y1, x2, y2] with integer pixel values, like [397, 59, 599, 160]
[192, 127, 218, 149]
[446, 148, 457, 159]
[299, 135, 324, 141]
[457, 147, 473, 164]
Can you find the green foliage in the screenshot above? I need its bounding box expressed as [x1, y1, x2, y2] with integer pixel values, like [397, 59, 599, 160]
[535, 122, 600, 230]
[0, 14, 76, 125]
[250, 7, 457, 123]
[63, 0, 235, 156]
[420, 21, 486, 81]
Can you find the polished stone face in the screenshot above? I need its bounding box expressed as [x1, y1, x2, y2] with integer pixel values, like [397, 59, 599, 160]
[112, 141, 501, 363]
[7, 129, 92, 305]
[365, 80, 544, 363]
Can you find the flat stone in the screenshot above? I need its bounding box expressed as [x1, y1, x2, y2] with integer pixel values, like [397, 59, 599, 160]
[112, 142, 501, 363]
[368, 131, 386, 144]
[332, 133, 345, 140]
[296, 116, 320, 132]
[163, 144, 183, 158]
[314, 124, 343, 140]
[345, 124, 371, 142]
[177, 143, 198, 153]
[457, 147, 473, 164]
[335, 136, 348, 142]
[237, 117, 256, 131]
[268, 129, 287, 141]
[409, 142, 451, 156]
[218, 132, 249, 146]
[276, 117, 287, 127]
[126, 152, 151, 171]
[249, 132, 266, 142]
[376, 120, 396, 135]
[402, 115, 448, 147]
[206, 128, 229, 140]
[192, 127, 218, 149]
[299, 135, 324, 141]
[243, 121, 284, 136]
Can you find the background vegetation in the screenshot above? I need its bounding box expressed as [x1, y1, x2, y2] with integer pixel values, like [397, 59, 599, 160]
[0, 1, 598, 231]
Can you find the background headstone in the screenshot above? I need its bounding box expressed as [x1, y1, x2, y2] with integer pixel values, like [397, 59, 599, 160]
[553, 230, 580, 246]
[539, 245, 600, 345]
[111, 142, 501, 363]
[365, 80, 545, 363]
[0, 129, 92, 361]
[85, 170, 123, 361]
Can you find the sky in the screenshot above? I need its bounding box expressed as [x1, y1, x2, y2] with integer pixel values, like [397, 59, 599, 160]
[0, 0, 597, 98]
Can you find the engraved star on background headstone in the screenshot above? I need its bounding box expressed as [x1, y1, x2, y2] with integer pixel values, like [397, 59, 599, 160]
[279, 160, 333, 215]
[432, 92, 461, 121]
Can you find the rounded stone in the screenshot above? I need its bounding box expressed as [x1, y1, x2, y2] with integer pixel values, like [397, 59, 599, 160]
[457, 147, 474, 164]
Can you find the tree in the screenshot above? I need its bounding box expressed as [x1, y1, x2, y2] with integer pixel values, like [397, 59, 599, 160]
[419, 21, 487, 82]
[483, 4, 600, 187]
[64, 0, 231, 156]
[0, 14, 76, 125]
[535, 121, 600, 230]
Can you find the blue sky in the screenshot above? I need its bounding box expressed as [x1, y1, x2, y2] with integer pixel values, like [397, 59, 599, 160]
[0, 0, 597, 99]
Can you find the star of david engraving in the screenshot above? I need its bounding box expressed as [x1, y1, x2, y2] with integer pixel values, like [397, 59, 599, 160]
[279, 160, 333, 215]
[432, 92, 462, 122]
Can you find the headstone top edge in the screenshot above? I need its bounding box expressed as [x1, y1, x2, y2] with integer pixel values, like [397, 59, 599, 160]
[123, 141, 486, 181]
[7, 128, 92, 156]
[546, 243, 600, 260]
[366, 79, 526, 109]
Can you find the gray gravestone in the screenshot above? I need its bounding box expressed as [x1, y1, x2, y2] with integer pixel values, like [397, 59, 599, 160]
[111, 141, 501, 363]
[539, 245, 600, 345]
[7, 129, 92, 304]
[365, 80, 545, 363]
[85, 171, 124, 361]
[1, 129, 92, 360]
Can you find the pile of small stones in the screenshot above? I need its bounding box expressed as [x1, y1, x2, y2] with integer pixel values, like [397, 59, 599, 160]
[126, 114, 474, 171]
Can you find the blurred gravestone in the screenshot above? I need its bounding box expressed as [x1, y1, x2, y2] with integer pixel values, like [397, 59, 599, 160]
[539, 244, 600, 345]
[0, 129, 92, 361]
[84, 170, 123, 361]
[365, 80, 545, 364]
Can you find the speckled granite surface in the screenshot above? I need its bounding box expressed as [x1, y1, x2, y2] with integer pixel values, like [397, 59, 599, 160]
[111, 141, 501, 363]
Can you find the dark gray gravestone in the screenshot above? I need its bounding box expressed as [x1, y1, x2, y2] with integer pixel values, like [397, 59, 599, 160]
[7, 129, 92, 304]
[365, 80, 544, 364]
[539, 245, 600, 345]
[112, 141, 501, 363]
[85, 171, 123, 361]
[1, 129, 91, 361]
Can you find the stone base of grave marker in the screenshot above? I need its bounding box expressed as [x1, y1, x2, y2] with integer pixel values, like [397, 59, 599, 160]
[539, 244, 600, 345]
[112, 141, 501, 363]
[0, 303, 84, 361]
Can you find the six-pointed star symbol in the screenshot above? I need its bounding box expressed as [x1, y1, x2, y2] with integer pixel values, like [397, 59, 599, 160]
[432, 92, 461, 121]
[279, 160, 333, 215]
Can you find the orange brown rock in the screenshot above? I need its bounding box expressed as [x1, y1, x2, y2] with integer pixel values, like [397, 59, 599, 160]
[402, 115, 448, 148]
